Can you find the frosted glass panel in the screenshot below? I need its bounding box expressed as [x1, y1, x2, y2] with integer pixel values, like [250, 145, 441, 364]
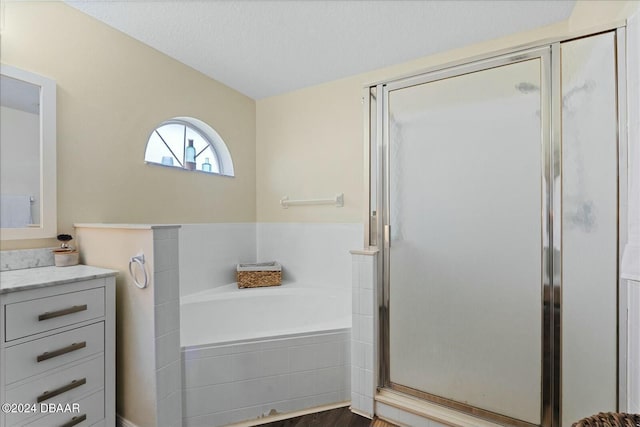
[388, 59, 542, 424]
[561, 33, 618, 426]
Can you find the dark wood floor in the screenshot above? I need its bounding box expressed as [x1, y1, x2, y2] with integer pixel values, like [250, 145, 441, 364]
[256, 407, 371, 427]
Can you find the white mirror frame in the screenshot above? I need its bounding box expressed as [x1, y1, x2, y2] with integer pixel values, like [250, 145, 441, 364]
[0, 64, 57, 240]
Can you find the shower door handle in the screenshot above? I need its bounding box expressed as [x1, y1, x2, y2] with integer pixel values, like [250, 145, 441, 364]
[384, 225, 390, 247]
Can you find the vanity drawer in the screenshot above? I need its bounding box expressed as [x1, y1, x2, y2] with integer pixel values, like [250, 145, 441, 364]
[23, 389, 104, 427]
[5, 355, 104, 425]
[5, 322, 104, 386]
[5, 287, 105, 341]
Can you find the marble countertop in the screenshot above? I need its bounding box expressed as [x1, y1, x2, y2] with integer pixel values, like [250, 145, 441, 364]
[0, 265, 118, 294]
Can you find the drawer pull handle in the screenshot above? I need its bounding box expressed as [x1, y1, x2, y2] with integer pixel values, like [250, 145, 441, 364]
[37, 378, 86, 403]
[38, 304, 87, 321]
[37, 341, 87, 362]
[59, 414, 87, 427]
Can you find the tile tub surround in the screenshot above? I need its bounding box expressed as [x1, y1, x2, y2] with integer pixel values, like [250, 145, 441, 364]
[179, 223, 257, 296]
[153, 226, 183, 427]
[0, 247, 55, 271]
[182, 329, 351, 427]
[179, 222, 363, 296]
[256, 223, 363, 289]
[350, 250, 378, 418]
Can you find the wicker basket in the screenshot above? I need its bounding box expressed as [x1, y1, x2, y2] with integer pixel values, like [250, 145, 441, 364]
[237, 262, 282, 288]
[572, 412, 640, 427]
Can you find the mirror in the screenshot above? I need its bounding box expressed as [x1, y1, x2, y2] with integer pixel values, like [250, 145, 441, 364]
[0, 64, 56, 240]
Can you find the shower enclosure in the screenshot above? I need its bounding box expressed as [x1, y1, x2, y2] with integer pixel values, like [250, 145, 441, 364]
[367, 29, 627, 427]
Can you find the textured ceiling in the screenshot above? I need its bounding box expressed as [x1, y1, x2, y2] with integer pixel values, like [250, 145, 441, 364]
[65, 0, 576, 99]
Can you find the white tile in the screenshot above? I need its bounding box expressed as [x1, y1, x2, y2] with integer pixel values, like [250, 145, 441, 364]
[358, 368, 367, 400]
[179, 223, 257, 296]
[316, 340, 345, 368]
[352, 314, 361, 342]
[288, 395, 324, 413]
[229, 341, 263, 355]
[361, 396, 374, 417]
[364, 342, 374, 371]
[157, 360, 181, 400]
[316, 366, 343, 394]
[261, 336, 298, 350]
[314, 391, 342, 407]
[182, 343, 235, 360]
[154, 238, 179, 272]
[257, 223, 363, 289]
[154, 227, 179, 241]
[157, 390, 182, 427]
[351, 392, 361, 411]
[350, 363, 358, 394]
[262, 348, 290, 377]
[156, 330, 180, 369]
[289, 344, 317, 372]
[357, 341, 366, 369]
[315, 331, 347, 344]
[352, 287, 360, 315]
[154, 268, 179, 305]
[184, 383, 232, 416]
[261, 375, 290, 405]
[288, 334, 320, 347]
[289, 370, 317, 398]
[361, 315, 374, 344]
[184, 411, 230, 427]
[364, 369, 374, 398]
[233, 350, 263, 381]
[352, 259, 361, 290]
[155, 300, 180, 336]
[183, 355, 234, 387]
[360, 261, 374, 290]
[232, 376, 289, 409]
[360, 288, 373, 316]
[225, 406, 263, 426]
[349, 339, 356, 368]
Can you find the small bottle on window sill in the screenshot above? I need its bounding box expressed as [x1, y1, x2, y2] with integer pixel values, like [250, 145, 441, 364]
[202, 158, 212, 172]
[185, 139, 196, 170]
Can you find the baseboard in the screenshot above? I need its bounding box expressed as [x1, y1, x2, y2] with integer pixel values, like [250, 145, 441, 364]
[117, 414, 141, 427]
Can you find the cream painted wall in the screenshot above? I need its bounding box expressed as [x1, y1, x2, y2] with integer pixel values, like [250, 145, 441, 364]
[256, 77, 364, 223]
[0, 1, 256, 250]
[75, 227, 157, 427]
[2, 0, 637, 247]
[255, 0, 638, 223]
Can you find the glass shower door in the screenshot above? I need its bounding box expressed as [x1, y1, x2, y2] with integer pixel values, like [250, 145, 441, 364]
[385, 54, 547, 425]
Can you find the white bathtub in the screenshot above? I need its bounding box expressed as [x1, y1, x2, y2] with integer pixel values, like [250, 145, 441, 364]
[181, 283, 351, 346]
[180, 283, 352, 427]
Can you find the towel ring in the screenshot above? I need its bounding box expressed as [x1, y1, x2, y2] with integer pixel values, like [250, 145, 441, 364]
[128, 254, 148, 289]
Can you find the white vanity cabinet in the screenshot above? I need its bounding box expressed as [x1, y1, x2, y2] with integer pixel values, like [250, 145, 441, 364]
[0, 265, 116, 427]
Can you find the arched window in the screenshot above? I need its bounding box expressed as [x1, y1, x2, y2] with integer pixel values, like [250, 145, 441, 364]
[144, 117, 234, 177]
